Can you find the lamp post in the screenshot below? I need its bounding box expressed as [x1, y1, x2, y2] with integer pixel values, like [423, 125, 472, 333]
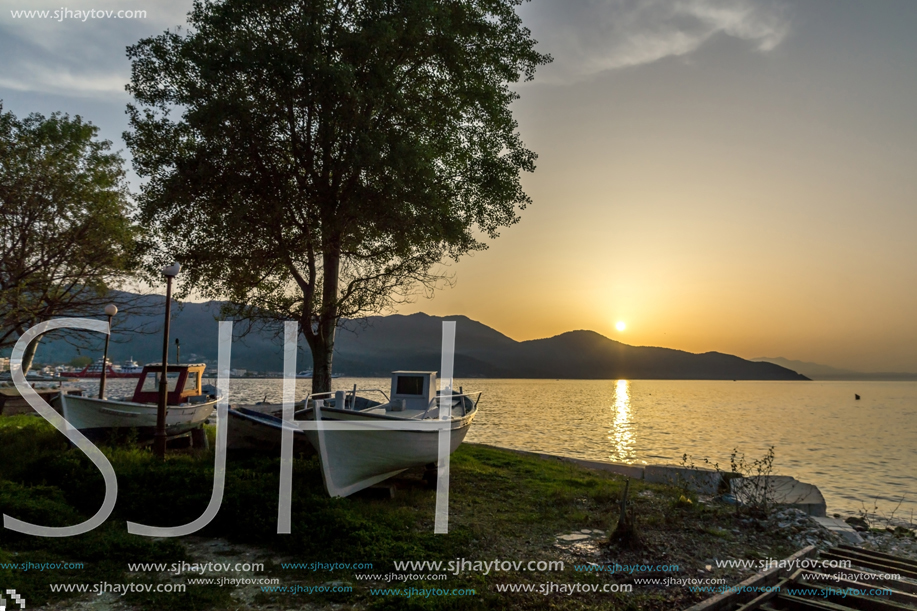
[175, 338, 180, 365]
[154, 262, 181, 458]
[98, 304, 118, 399]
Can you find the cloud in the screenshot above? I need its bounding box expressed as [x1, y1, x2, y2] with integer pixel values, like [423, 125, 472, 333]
[0, 0, 792, 97]
[0, 0, 192, 97]
[519, 0, 791, 82]
[0, 70, 131, 98]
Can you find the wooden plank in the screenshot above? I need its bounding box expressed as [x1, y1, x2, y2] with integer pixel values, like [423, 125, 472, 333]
[835, 547, 917, 570]
[826, 548, 917, 573]
[684, 547, 818, 611]
[738, 577, 792, 611]
[816, 565, 917, 596]
[735, 587, 780, 611]
[820, 552, 917, 581]
[775, 594, 860, 611]
[784, 577, 914, 611]
[797, 570, 917, 607]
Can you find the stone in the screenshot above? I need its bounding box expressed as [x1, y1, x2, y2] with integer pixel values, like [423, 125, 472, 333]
[556, 533, 591, 542]
[729, 476, 826, 517]
[810, 517, 864, 545]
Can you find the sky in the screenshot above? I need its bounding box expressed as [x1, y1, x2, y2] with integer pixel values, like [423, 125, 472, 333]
[2, 0, 916, 372]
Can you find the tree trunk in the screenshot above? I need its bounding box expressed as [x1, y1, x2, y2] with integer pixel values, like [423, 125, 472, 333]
[610, 478, 643, 549]
[309, 247, 341, 394]
[19, 332, 41, 375]
[309, 335, 334, 394]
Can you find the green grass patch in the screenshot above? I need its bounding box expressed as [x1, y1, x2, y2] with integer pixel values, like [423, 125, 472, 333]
[0, 415, 790, 610]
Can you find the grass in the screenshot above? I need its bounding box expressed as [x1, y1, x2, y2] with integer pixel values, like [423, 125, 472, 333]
[0, 415, 798, 610]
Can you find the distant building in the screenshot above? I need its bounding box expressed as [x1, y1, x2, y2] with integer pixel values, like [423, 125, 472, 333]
[0, 357, 9, 372]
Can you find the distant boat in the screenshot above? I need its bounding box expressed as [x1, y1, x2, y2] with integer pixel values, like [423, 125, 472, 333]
[119, 357, 144, 375]
[295, 369, 344, 378]
[71, 357, 142, 379]
[57, 363, 218, 440]
[300, 371, 479, 497]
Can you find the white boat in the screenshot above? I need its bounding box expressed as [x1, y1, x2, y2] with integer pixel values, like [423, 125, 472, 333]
[119, 357, 144, 375]
[300, 371, 479, 497]
[57, 363, 218, 440]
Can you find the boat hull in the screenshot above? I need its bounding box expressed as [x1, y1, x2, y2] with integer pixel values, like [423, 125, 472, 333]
[59, 394, 217, 440]
[302, 406, 476, 497]
[2, 388, 81, 416]
[227, 406, 315, 455]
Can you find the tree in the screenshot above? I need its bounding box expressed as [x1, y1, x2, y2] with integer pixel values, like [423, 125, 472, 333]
[70, 355, 94, 368]
[0, 104, 140, 372]
[126, 0, 549, 392]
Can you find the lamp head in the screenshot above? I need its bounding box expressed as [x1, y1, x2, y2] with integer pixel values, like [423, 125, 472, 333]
[104, 304, 118, 317]
[162, 262, 182, 277]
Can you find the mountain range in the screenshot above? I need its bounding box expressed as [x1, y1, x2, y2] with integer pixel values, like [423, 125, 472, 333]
[752, 357, 917, 381]
[22, 294, 810, 380]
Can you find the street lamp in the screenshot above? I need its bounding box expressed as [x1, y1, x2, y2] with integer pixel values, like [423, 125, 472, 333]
[154, 262, 181, 458]
[98, 304, 118, 399]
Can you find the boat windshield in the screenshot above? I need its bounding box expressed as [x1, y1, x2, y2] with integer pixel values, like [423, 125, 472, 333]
[395, 376, 425, 395]
[184, 371, 200, 393]
[140, 371, 181, 392]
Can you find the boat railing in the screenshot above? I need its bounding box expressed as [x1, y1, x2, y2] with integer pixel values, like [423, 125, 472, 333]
[294, 387, 391, 415]
[421, 391, 482, 419]
[350, 388, 390, 403]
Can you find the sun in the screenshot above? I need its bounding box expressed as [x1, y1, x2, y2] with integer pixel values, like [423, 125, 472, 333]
[615, 321, 626, 332]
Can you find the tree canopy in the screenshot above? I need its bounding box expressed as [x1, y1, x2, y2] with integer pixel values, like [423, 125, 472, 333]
[0, 104, 140, 371]
[126, 0, 549, 391]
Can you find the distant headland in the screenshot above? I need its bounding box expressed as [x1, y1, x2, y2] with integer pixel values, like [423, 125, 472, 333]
[752, 356, 917, 382]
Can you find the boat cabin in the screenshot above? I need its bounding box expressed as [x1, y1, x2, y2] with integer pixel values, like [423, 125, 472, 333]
[390, 371, 437, 411]
[131, 363, 207, 405]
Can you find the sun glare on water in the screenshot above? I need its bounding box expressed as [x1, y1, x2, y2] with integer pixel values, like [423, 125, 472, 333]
[615, 321, 626, 332]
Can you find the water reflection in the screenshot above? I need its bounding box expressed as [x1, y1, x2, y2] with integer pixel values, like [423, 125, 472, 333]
[609, 379, 635, 462]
